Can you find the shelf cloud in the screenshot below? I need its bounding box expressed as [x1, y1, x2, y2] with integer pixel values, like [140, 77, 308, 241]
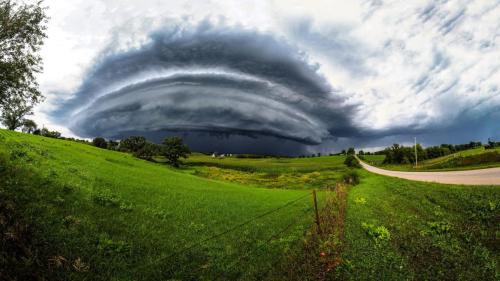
[55, 21, 359, 153]
[42, 0, 500, 153]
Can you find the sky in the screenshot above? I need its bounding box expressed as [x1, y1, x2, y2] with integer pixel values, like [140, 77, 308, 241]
[32, 0, 500, 154]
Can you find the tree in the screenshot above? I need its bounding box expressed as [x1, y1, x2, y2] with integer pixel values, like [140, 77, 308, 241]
[92, 137, 107, 149]
[40, 127, 60, 138]
[107, 140, 119, 150]
[119, 136, 146, 152]
[347, 147, 355, 155]
[161, 136, 190, 167]
[134, 142, 159, 161]
[0, 0, 47, 120]
[0, 96, 32, 130]
[21, 118, 36, 133]
[344, 155, 361, 168]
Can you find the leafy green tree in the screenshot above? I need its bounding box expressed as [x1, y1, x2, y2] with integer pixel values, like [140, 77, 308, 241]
[107, 140, 119, 150]
[21, 118, 36, 133]
[161, 136, 190, 167]
[92, 137, 107, 149]
[119, 136, 146, 152]
[0, 96, 32, 130]
[347, 147, 355, 155]
[0, 0, 47, 122]
[40, 128, 61, 138]
[134, 142, 159, 161]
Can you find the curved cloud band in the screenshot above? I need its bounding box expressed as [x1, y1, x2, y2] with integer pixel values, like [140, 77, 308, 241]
[57, 21, 358, 153]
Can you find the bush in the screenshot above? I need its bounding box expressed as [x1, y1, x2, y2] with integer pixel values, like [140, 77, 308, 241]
[92, 137, 107, 149]
[341, 170, 360, 185]
[344, 155, 361, 168]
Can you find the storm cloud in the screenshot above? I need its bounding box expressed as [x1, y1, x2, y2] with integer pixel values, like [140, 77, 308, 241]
[56, 21, 358, 153]
[42, 0, 500, 154]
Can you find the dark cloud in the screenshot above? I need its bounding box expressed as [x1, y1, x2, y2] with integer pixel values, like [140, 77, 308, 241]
[55, 20, 359, 154]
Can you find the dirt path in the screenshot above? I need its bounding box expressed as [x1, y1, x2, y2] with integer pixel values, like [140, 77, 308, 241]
[357, 157, 500, 185]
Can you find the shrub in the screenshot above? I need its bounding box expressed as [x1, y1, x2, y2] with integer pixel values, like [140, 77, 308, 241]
[341, 170, 360, 185]
[92, 137, 107, 149]
[344, 155, 361, 168]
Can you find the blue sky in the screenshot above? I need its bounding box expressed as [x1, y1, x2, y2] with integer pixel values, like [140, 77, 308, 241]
[34, 0, 500, 153]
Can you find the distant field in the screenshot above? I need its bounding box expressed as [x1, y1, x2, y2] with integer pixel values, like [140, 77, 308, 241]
[0, 130, 323, 280]
[363, 147, 500, 171]
[182, 153, 349, 189]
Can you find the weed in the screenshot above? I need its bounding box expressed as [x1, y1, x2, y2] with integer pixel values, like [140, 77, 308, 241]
[97, 234, 131, 256]
[91, 190, 121, 207]
[354, 197, 366, 204]
[361, 222, 391, 244]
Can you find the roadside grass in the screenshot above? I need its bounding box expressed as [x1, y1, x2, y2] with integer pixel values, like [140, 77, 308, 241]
[0, 129, 322, 280]
[338, 170, 500, 280]
[363, 147, 500, 171]
[266, 183, 350, 281]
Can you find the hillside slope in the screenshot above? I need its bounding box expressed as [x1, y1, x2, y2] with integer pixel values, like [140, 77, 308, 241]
[0, 130, 317, 280]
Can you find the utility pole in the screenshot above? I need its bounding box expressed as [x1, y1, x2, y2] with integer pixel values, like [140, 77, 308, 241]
[414, 137, 418, 168]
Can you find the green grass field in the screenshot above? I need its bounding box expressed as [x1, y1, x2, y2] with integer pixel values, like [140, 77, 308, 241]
[0, 130, 325, 280]
[1, 129, 499, 280]
[363, 146, 500, 171]
[182, 153, 349, 189]
[340, 170, 499, 280]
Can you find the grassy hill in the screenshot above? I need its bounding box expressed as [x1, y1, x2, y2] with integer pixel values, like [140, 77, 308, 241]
[1, 129, 499, 280]
[363, 146, 500, 171]
[0, 129, 322, 280]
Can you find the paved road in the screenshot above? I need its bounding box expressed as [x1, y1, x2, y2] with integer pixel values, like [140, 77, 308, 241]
[357, 158, 500, 185]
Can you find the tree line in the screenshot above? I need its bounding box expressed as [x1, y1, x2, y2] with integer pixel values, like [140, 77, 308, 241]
[92, 135, 190, 167]
[378, 141, 490, 165]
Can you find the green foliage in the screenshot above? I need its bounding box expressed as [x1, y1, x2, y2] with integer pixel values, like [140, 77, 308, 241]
[341, 171, 500, 280]
[92, 137, 107, 149]
[361, 222, 391, 244]
[427, 151, 500, 169]
[97, 235, 131, 256]
[91, 190, 122, 207]
[119, 135, 146, 152]
[21, 118, 37, 133]
[161, 136, 190, 167]
[0, 0, 47, 126]
[354, 197, 366, 204]
[420, 221, 452, 236]
[40, 127, 61, 138]
[341, 170, 360, 185]
[344, 155, 361, 168]
[133, 142, 159, 161]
